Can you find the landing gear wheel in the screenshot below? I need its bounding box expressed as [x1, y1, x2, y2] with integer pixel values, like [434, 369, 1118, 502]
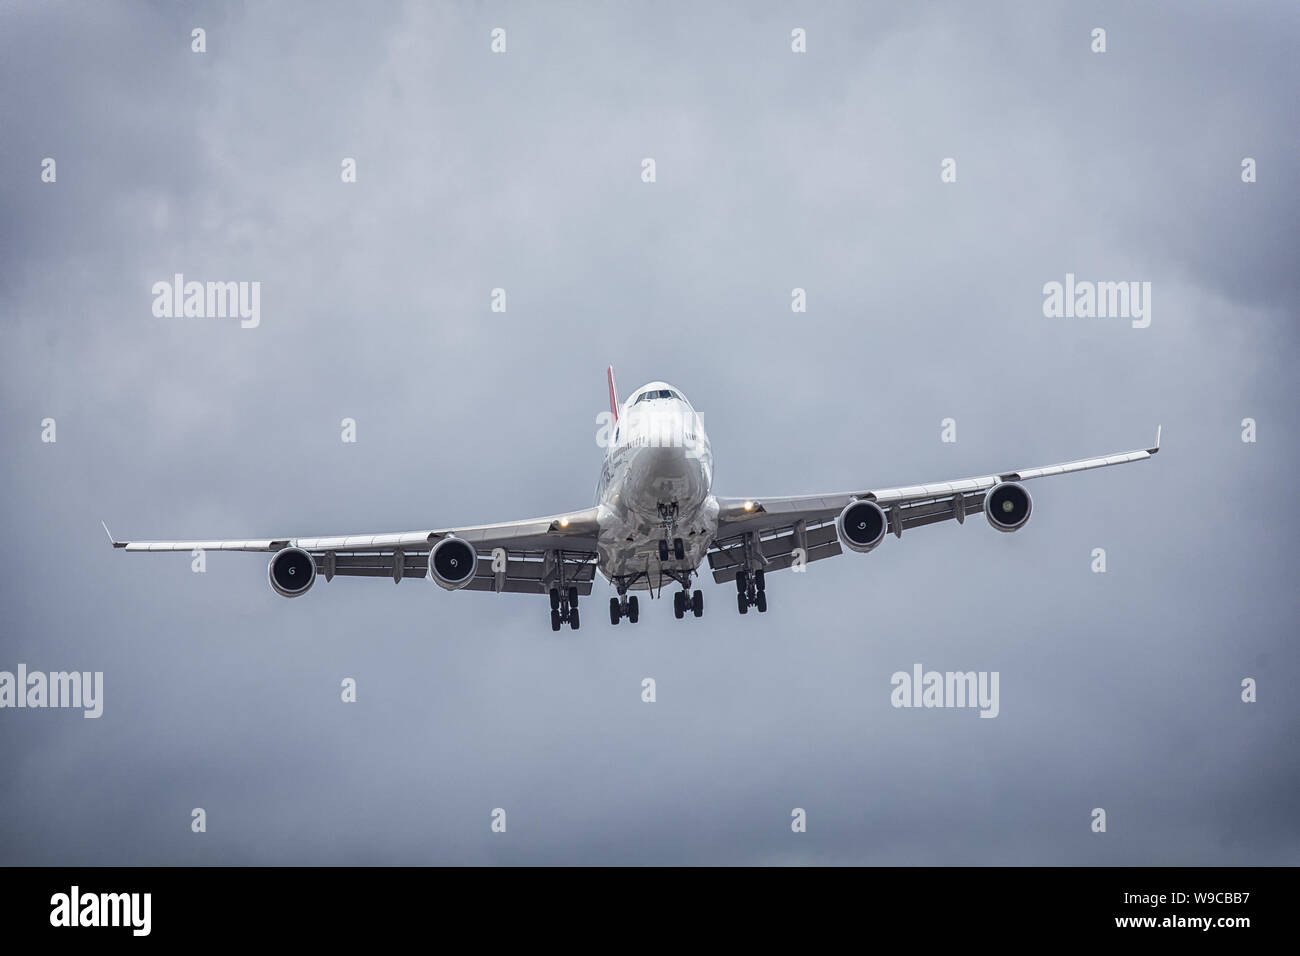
[658, 540, 669, 561]
[754, 569, 765, 592]
[673, 537, 685, 560]
[627, 595, 639, 623]
[551, 608, 561, 631]
[610, 597, 621, 625]
[756, 591, 767, 613]
[737, 593, 748, 614]
[549, 588, 560, 610]
[569, 607, 580, 630]
[673, 591, 685, 619]
[568, 585, 579, 608]
[735, 571, 748, 594]
[692, 590, 703, 617]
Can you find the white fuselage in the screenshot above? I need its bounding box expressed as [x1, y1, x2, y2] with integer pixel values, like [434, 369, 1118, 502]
[593, 382, 716, 590]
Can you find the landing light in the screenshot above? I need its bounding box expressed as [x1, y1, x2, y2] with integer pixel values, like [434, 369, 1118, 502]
[743, 500, 754, 511]
[559, 518, 570, 527]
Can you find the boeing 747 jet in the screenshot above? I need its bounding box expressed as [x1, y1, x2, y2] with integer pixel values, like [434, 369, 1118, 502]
[109, 367, 1159, 630]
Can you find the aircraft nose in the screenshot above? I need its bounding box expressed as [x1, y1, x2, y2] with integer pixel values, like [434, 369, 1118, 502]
[623, 399, 706, 464]
[646, 439, 688, 468]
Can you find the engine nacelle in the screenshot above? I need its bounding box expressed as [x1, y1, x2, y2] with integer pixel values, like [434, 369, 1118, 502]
[984, 481, 1032, 532]
[427, 535, 478, 590]
[836, 499, 888, 553]
[268, 547, 316, 598]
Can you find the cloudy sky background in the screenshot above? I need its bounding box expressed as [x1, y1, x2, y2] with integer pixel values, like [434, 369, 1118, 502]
[1, 0, 1297, 864]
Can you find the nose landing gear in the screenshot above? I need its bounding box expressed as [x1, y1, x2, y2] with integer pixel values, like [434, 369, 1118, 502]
[657, 537, 686, 561]
[656, 503, 686, 562]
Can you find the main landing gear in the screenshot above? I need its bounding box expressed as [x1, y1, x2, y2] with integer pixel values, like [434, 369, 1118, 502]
[673, 589, 704, 620]
[609, 594, 640, 625]
[655, 562, 704, 622]
[550, 585, 580, 631]
[735, 569, 767, 614]
[608, 573, 646, 626]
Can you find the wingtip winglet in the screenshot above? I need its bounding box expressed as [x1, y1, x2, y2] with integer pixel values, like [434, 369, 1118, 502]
[1149, 424, 1161, 455]
[102, 521, 125, 548]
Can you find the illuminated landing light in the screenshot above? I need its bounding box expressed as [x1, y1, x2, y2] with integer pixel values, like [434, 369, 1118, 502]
[743, 500, 755, 511]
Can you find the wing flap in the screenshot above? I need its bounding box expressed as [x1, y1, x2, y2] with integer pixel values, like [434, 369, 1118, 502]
[708, 520, 842, 582]
[320, 547, 598, 594]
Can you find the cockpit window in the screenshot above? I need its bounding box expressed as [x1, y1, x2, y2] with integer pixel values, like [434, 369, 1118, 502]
[634, 389, 678, 404]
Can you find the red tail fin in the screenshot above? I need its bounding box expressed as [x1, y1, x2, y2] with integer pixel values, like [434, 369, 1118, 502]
[607, 365, 619, 422]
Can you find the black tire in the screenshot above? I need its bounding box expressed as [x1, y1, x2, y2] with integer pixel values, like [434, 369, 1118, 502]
[550, 609, 561, 631]
[673, 591, 685, 619]
[673, 537, 685, 560]
[735, 571, 748, 594]
[756, 591, 767, 613]
[609, 597, 621, 625]
[754, 569, 765, 592]
[658, 539, 669, 561]
[549, 588, 560, 610]
[570, 607, 580, 630]
[628, 595, 639, 623]
[737, 593, 748, 614]
[568, 585, 579, 608]
[692, 590, 703, 617]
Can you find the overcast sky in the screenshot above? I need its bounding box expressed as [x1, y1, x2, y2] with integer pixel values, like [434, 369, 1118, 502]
[1, 0, 1297, 864]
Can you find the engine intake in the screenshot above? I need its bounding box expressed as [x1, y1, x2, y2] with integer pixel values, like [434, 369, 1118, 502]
[984, 481, 1032, 532]
[268, 547, 316, 598]
[836, 499, 888, 553]
[428, 535, 478, 590]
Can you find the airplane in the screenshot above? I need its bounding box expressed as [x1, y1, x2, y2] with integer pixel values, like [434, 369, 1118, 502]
[107, 366, 1160, 631]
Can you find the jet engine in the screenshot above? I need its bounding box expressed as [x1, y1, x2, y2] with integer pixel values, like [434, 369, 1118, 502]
[984, 481, 1032, 532]
[427, 535, 478, 590]
[268, 547, 316, 598]
[836, 499, 888, 553]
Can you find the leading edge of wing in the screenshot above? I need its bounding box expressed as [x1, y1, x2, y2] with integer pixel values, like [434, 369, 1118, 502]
[105, 506, 602, 553]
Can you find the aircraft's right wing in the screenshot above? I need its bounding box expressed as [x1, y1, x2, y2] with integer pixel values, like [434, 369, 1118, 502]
[106, 507, 603, 595]
[705, 428, 1161, 583]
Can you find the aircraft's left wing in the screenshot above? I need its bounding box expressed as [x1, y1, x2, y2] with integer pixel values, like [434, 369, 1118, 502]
[105, 507, 603, 595]
[706, 428, 1160, 584]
